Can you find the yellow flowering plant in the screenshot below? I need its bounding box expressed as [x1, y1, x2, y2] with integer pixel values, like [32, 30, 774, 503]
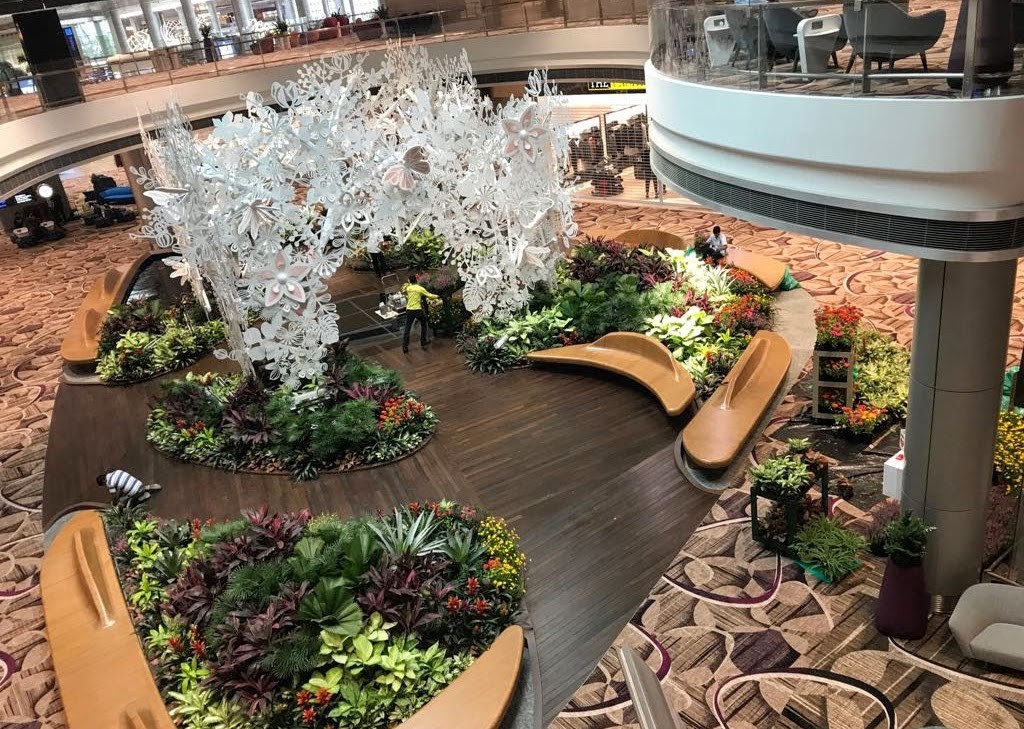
[995, 410, 1024, 493]
[479, 516, 527, 597]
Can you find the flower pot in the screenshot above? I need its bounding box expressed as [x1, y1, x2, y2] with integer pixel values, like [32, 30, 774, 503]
[874, 558, 929, 639]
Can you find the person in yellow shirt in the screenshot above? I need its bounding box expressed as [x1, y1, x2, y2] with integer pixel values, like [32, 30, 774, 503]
[402, 275, 440, 353]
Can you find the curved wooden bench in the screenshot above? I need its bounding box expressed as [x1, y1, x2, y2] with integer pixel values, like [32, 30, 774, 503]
[612, 228, 685, 249]
[724, 247, 787, 290]
[527, 332, 696, 416]
[682, 330, 791, 469]
[41, 510, 176, 729]
[396, 624, 523, 729]
[43, 510, 524, 729]
[60, 253, 155, 367]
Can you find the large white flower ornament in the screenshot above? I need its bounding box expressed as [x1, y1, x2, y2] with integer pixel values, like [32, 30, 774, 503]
[256, 251, 312, 307]
[502, 104, 548, 163]
[236, 200, 278, 239]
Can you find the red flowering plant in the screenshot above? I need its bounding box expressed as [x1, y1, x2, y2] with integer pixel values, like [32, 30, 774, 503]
[714, 293, 774, 334]
[818, 386, 846, 414]
[835, 403, 888, 436]
[814, 304, 863, 351]
[818, 357, 850, 382]
[726, 267, 769, 295]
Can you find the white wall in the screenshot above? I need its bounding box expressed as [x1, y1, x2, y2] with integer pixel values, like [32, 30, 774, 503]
[645, 63, 1024, 221]
[1, 25, 649, 198]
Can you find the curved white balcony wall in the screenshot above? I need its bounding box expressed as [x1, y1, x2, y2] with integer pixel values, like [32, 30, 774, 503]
[646, 62, 1024, 222]
[1, 25, 649, 197]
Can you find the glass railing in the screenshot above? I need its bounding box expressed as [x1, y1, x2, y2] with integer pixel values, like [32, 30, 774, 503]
[0, 0, 648, 124]
[649, 0, 1023, 99]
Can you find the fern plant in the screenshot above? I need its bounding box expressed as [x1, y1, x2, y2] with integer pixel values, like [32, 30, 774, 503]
[793, 517, 866, 583]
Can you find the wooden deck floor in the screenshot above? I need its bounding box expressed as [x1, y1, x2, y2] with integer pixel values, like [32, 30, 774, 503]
[42, 338, 715, 723]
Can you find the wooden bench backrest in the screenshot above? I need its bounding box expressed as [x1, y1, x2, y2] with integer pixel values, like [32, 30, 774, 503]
[595, 332, 678, 376]
[614, 229, 685, 249]
[720, 336, 768, 410]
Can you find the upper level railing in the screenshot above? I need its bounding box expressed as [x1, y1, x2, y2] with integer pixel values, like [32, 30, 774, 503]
[649, 0, 1023, 99]
[0, 0, 647, 125]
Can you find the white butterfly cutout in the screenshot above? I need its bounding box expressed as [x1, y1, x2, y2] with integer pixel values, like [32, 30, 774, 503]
[383, 146, 431, 193]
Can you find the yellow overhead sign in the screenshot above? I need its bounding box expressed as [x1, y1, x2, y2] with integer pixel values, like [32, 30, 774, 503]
[588, 81, 646, 92]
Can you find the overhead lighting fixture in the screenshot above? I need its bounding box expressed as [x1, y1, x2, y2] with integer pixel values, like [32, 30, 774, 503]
[36, 183, 54, 199]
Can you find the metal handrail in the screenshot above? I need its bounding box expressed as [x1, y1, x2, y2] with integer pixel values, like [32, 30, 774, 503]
[0, 0, 645, 123]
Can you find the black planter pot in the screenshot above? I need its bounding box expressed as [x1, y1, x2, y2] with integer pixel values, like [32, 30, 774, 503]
[874, 558, 929, 639]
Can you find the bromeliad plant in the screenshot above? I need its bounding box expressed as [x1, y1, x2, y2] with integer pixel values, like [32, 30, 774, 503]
[104, 499, 525, 729]
[96, 295, 225, 384]
[146, 344, 436, 480]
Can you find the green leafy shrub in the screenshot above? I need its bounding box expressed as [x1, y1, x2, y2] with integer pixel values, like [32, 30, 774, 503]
[748, 455, 813, 497]
[96, 296, 225, 384]
[793, 517, 866, 583]
[883, 512, 934, 567]
[855, 330, 910, 417]
[147, 351, 435, 480]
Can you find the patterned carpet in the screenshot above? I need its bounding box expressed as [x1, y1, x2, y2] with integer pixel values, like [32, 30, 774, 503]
[0, 188, 1022, 728]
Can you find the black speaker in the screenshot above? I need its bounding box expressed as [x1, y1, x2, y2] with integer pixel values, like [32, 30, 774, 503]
[12, 9, 84, 108]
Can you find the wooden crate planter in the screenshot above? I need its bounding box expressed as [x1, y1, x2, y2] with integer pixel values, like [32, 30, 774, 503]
[750, 464, 830, 559]
[812, 349, 855, 421]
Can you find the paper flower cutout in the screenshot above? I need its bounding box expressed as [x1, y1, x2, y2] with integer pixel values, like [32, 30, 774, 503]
[383, 146, 430, 192]
[502, 104, 548, 163]
[237, 200, 278, 239]
[256, 251, 312, 307]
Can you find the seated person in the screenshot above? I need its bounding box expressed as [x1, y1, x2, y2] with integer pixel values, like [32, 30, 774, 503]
[696, 225, 729, 263]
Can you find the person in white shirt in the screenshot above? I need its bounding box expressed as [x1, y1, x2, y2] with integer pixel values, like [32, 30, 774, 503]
[97, 469, 161, 507]
[705, 225, 728, 261]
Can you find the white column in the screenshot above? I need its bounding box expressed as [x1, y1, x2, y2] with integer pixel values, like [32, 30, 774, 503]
[141, 0, 167, 47]
[322, 0, 336, 17]
[295, 0, 311, 21]
[107, 5, 130, 53]
[286, 0, 300, 22]
[206, 2, 223, 31]
[231, 0, 255, 31]
[180, 0, 202, 41]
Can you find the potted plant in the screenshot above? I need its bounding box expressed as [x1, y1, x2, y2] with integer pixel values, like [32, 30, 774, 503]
[273, 19, 291, 49]
[354, 5, 386, 41]
[874, 512, 935, 639]
[792, 516, 866, 584]
[835, 402, 889, 442]
[812, 304, 862, 421]
[749, 455, 825, 558]
[199, 23, 217, 63]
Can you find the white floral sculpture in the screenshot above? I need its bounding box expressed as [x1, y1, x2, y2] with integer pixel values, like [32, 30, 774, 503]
[132, 45, 574, 387]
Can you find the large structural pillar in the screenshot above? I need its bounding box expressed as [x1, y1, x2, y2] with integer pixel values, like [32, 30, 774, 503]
[231, 0, 255, 31]
[295, 0, 311, 21]
[206, 2, 223, 32]
[140, 0, 167, 47]
[119, 147, 156, 217]
[180, 0, 203, 41]
[902, 257, 1018, 609]
[106, 4, 130, 53]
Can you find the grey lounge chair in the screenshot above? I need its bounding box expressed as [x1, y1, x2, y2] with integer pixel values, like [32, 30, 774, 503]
[765, 7, 814, 70]
[724, 6, 765, 69]
[948, 583, 1024, 672]
[843, 0, 946, 72]
[948, 0, 1014, 90]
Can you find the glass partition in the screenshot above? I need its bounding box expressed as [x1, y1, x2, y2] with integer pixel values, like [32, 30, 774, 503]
[0, 0, 648, 125]
[649, 0, 1021, 99]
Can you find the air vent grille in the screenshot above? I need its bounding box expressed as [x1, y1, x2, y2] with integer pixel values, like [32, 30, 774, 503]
[652, 147, 1024, 255]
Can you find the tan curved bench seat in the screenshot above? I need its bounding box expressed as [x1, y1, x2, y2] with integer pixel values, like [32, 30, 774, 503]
[612, 229, 685, 249]
[41, 510, 176, 729]
[527, 332, 696, 416]
[724, 248, 787, 290]
[60, 253, 154, 367]
[682, 330, 791, 469]
[396, 624, 523, 729]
